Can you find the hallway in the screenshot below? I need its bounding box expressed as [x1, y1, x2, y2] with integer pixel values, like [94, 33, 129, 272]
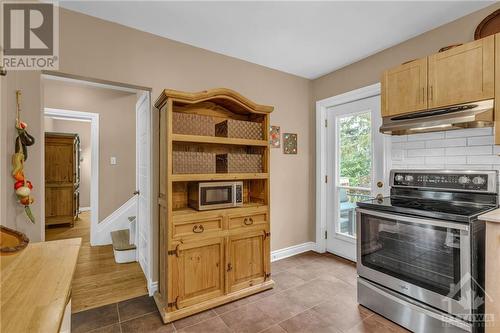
[46, 212, 148, 312]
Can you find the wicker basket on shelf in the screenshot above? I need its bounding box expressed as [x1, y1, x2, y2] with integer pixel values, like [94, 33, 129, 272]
[173, 112, 215, 136]
[173, 151, 216, 174]
[215, 119, 263, 140]
[216, 153, 263, 173]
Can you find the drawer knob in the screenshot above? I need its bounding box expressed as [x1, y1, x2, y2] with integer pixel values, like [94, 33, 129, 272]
[244, 217, 254, 226]
[192, 224, 204, 233]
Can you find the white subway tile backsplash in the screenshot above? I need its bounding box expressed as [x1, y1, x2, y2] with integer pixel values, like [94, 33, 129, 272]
[390, 127, 498, 171]
[391, 136, 407, 143]
[407, 148, 445, 157]
[407, 132, 445, 141]
[425, 138, 466, 148]
[404, 141, 425, 149]
[391, 150, 404, 161]
[466, 155, 500, 164]
[467, 136, 494, 146]
[446, 145, 492, 156]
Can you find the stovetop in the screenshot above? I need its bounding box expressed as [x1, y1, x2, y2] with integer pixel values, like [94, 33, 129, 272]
[357, 196, 496, 223]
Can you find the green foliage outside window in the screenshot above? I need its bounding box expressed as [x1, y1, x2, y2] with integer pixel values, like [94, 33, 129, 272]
[339, 112, 372, 188]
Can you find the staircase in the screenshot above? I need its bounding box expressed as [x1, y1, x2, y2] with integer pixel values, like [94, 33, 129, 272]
[111, 216, 137, 263]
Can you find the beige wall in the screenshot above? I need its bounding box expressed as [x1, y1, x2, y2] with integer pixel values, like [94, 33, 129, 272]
[43, 80, 137, 221]
[312, 3, 500, 102]
[44, 117, 92, 208]
[1, 3, 498, 259]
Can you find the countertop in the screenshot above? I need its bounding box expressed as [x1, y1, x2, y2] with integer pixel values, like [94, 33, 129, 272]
[479, 208, 500, 223]
[1, 238, 81, 333]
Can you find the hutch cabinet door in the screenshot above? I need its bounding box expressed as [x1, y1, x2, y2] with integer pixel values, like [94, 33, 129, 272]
[168, 237, 225, 309]
[227, 229, 270, 293]
[381, 58, 427, 117]
[428, 36, 494, 109]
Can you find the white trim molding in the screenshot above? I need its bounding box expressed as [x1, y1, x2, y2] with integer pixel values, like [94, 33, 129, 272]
[79, 207, 91, 213]
[148, 281, 158, 297]
[270, 242, 317, 262]
[315, 83, 381, 254]
[94, 195, 137, 246]
[44, 108, 100, 245]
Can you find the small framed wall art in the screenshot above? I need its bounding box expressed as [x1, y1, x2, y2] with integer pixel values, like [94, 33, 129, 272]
[283, 133, 297, 154]
[269, 125, 281, 148]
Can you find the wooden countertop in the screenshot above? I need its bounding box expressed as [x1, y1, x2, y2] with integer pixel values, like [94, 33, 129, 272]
[479, 208, 500, 223]
[1, 238, 81, 333]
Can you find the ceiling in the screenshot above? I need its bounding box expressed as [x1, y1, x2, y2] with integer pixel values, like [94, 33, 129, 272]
[60, 1, 493, 79]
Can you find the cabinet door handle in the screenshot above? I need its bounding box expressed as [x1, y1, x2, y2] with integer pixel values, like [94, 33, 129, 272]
[244, 217, 254, 226]
[227, 263, 232, 272]
[192, 224, 204, 233]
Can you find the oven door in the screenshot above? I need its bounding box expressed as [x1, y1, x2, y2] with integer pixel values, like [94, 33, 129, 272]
[199, 184, 234, 210]
[356, 208, 472, 320]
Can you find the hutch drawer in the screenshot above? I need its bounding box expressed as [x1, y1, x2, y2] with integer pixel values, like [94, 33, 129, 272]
[228, 212, 268, 229]
[172, 217, 224, 239]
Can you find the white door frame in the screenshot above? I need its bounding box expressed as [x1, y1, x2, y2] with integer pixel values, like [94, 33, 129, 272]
[316, 83, 388, 254]
[44, 108, 100, 244]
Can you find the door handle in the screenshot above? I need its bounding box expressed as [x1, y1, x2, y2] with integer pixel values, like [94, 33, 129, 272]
[133, 190, 140, 195]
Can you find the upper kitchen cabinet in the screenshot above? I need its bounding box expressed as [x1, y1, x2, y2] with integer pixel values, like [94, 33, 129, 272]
[381, 58, 428, 117]
[428, 36, 495, 109]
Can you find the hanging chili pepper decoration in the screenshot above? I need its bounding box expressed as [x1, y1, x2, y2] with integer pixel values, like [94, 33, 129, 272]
[11, 90, 36, 223]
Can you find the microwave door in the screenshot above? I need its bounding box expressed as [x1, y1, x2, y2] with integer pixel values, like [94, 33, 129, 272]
[200, 185, 234, 210]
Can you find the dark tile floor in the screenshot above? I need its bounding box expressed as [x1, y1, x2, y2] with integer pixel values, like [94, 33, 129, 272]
[72, 251, 409, 333]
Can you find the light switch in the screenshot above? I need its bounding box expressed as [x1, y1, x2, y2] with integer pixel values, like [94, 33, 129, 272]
[110, 157, 117, 165]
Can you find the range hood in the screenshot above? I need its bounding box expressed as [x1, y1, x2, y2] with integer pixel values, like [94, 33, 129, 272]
[380, 99, 494, 135]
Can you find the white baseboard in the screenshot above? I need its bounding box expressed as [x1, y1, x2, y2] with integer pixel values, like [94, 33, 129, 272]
[113, 248, 136, 263]
[79, 207, 91, 212]
[271, 242, 317, 262]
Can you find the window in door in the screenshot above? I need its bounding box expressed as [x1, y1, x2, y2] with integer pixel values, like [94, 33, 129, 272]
[336, 111, 372, 238]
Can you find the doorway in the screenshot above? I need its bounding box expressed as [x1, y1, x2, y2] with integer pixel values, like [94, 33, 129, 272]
[316, 84, 389, 261]
[41, 73, 154, 312]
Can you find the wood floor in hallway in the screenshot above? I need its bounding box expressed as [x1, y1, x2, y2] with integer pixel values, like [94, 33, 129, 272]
[45, 211, 148, 313]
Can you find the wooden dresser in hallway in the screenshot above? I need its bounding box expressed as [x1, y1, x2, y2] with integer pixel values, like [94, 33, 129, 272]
[45, 212, 148, 312]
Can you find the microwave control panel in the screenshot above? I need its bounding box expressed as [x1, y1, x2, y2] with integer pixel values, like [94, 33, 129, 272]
[235, 184, 243, 203]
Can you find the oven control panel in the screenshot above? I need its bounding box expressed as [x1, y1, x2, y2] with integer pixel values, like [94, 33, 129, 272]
[391, 171, 495, 192]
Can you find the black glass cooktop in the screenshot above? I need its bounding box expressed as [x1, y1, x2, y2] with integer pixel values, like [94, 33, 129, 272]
[357, 196, 495, 223]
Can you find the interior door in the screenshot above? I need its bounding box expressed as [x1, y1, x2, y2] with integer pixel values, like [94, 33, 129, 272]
[326, 95, 387, 261]
[381, 58, 427, 117]
[428, 36, 494, 108]
[135, 91, 152, 291]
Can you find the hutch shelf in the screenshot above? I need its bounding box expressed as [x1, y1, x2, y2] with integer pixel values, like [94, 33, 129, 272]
[154, 88, 274, 323]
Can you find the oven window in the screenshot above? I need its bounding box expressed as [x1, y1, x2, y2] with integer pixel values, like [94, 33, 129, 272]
[201, 186, 233, 205]
[360, 214, 462, 300]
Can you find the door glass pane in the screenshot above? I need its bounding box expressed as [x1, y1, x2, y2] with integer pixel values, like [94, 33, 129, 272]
[338, 112, 372, 188]
[337, 188, 370, 237]
[336, 111, 372, 238]
[360, 213, 462, 299]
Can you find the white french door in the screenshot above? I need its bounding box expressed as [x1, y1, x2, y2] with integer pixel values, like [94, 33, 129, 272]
[325, 95, 386, 261]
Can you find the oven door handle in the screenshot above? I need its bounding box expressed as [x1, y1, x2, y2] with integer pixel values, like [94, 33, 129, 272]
[356, 208, 469, 231]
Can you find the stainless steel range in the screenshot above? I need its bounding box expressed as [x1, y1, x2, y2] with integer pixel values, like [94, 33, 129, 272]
[356, 170, 498, 333]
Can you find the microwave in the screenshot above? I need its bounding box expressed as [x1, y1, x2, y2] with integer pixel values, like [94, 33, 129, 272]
[188, 181, 243, 211]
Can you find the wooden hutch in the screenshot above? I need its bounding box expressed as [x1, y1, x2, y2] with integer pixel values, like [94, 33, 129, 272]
[154, 88, 274, 323]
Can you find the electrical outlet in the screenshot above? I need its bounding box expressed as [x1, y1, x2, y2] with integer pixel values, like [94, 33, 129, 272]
[110, 157, 117, 165]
